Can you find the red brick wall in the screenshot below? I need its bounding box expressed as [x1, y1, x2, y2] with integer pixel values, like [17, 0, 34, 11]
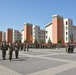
[52, 16, 63, 44]
[6, 29, 13, 43]
[24, 25, 32, 43]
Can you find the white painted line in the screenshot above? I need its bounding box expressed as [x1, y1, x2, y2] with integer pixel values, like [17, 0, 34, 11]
[27, 62, 76, 75]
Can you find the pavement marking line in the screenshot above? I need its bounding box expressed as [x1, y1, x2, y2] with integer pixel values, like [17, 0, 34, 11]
[0, 51, 73, 62]
[28, 49, 63, 53]
[0, 64, 22, 75]
[19, 53, 72, 63]
[35, 56, 72, 62]
[37, 53, 65, 57]
[27, 62, 76, 75]
[27, 49, 76, 56]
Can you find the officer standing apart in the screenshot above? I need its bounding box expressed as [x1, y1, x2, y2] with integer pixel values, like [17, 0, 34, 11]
[8, 42, 13, 61]
[14, 43, 20, 58]
[1, 42, 7, 60]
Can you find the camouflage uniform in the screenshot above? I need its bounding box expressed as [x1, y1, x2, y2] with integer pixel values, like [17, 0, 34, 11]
[20, 43, 23, 51]
[8, 43, 13, 61]
[23, 43, 26, 51]
[14, 43, 20, 58]
[1, 42, 7, 60]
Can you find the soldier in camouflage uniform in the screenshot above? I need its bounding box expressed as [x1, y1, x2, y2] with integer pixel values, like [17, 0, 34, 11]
[14, 43, 20, 58]
[1, 42, 7, 60]
[8, 43, 13, 61]
[23, 43, 26, 51]
[20, 43, 23, 51]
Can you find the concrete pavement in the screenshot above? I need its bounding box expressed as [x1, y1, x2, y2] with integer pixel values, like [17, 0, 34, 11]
[0, 48, 76, 75]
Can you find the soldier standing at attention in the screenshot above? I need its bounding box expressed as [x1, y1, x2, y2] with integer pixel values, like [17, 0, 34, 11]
[1, 41, 7, 60]
[14, 43, 20, 59]
[23, 42, 26, 51]
[8, 42, 13, 61]
[20, 43, 23, 51]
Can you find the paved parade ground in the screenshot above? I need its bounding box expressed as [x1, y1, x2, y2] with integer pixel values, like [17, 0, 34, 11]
[0, 48, 76, 75]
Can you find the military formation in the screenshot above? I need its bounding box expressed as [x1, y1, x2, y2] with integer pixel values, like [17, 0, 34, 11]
[0, 41, 29, 61]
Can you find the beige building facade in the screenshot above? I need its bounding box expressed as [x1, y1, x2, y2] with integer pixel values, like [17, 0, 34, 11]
[45, 14, 76, 44]
[21, 23, 45, 43]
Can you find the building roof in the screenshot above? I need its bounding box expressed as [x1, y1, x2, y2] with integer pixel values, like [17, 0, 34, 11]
[0, 31, 3, 32]
[6, 28, 13, 30]
[64, 18, 73, 21]
[45, 22, 52, 28]
[24, 23, 33, 26]
[21, 29, 24, 32]
[52, 14, 63, 18]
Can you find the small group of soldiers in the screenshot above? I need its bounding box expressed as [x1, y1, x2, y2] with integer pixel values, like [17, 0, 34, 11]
[0, 42, 29, 61]
[20, 43, 29, 51]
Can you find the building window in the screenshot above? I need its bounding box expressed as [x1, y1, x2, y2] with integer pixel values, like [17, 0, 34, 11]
[38, 28, 40, 30]
[66, 21, 68, 25]
[38, 36, 41, 38]
[46, 31, 48, 34]
[38, 32, 40, 34]
[46, 36, 47, 38]
[66, 32, 68, 35]
[66, 37, 67, 41]
[66, 27, 67, 30]
[34, 27, 35, 30]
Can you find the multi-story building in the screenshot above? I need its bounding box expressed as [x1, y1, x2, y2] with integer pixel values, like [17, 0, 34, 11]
[6, 28, 21, 43]
[63, 18, 73, 43]
[6, 28, 13, 43]
[45, 14, 63, 44]
[72, 26, 76, 42]
[40, 30, 45, 43]
[45, 22, 52, 43]
[24, 23, 32, 43]
[21, 29, 24, 43]
[45, 14, 76, 44]
[32, 25, 40, 43]
[32, 26, 45, 43]
[13, 30, 21, 43]
[4, 14, 76, 44]
[21, 23, 45, 43]
[2, 32, 6, 42]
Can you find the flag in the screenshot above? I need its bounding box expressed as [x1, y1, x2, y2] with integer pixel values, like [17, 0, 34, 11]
[70, 34, 73, 43]
[70, 34, 73, 39]
[62, 39, 65, 44]
[30, 35, 33, 41]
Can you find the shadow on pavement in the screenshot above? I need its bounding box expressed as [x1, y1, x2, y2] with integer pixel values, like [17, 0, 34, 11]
[12, 57, 29, 62]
